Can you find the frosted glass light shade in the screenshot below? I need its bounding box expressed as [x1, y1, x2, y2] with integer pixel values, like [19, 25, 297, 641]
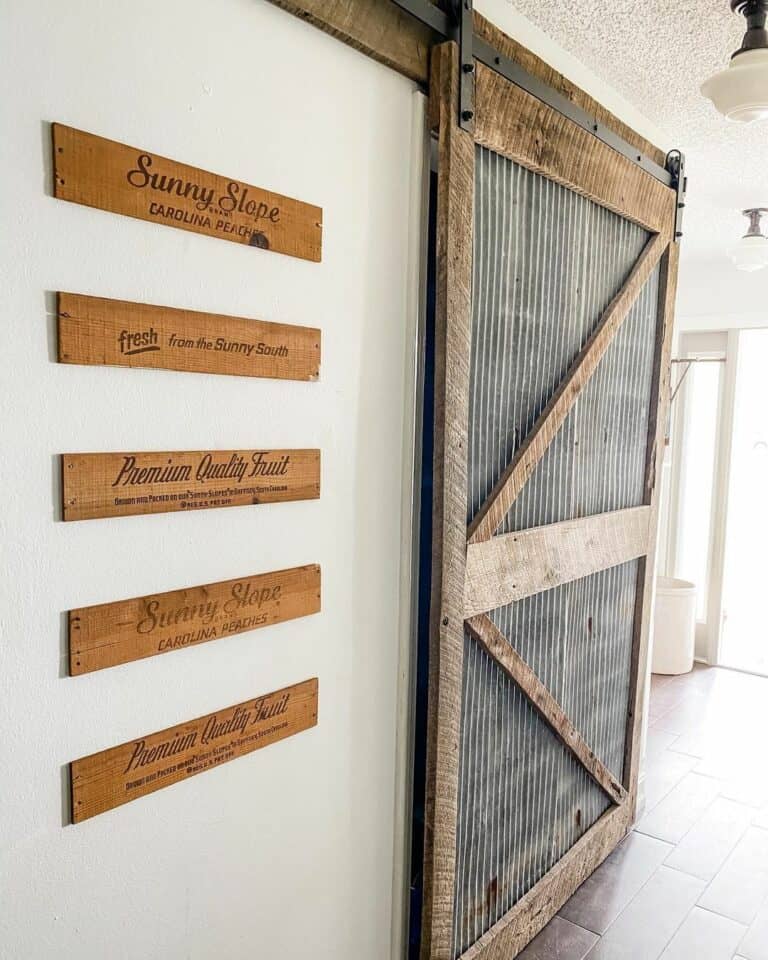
[701, 48, 768, 122]
[730, 233, 768, 271]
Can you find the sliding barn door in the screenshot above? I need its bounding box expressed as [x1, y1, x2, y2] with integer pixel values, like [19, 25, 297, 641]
[422, 43, 679, 960]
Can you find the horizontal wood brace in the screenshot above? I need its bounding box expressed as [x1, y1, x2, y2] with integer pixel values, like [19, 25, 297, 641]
[465, 614, 627, 807]
[464, 505, 652, 617]
[472, 64, 675, 233]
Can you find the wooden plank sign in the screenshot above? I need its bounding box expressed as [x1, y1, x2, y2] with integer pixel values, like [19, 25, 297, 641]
[52, 124, 322, 262]
[70, 564, 321, 675]
[62, 449, 320, 521]
[58, 293, 320, 381]
[70, 678, 318, 822]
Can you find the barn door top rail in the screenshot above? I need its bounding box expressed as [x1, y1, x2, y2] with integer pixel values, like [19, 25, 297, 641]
[391, 0, 685, 204]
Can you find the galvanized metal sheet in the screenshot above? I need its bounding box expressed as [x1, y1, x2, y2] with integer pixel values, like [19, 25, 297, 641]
[453, 146, 659, 955]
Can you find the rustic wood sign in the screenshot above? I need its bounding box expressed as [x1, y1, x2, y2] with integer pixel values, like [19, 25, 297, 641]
[62, 449, 320, 521]
[58, 293, 320, 381]
[70, 678, 318, 822]
[69, 564, 321, 675]
[52, 124, 322, 261]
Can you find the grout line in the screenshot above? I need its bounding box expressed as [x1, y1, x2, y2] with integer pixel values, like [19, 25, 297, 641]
[636, 864, 707, 960]
[634, 825, 671, 842]
[733, 887, 768, 956]
[646, 698, 688, 725]
[635, 751, 719, 820]
[586, 855, 674, 942]
[690, 840, 735, 922]
[652, 908, 699, 960]
[562, 917, 603, 938]
[665, 744, 703, 760]
[538, 664, 768, 955]
[555, 915, 600, 941]
[651, 898, 747, 960]
[646, 730, 682, 756]
[693, 901, 747, 927]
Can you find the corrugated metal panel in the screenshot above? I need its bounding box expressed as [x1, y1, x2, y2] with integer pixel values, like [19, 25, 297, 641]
[453, 146, 659, 956]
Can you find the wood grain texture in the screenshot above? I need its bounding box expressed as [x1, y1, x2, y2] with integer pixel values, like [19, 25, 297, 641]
[464, 507, 651, 617]
[62, 449, 320, 521]
[264, 1, 667, 167]
[421, 42, 474, 960]
[624, 242, 681, 812]
[69, 564, 321, 675]
[58, 293, 320, 381]
[268, 0, 435, 83]
[473, 15, 666, 168]
[468, 232, 668, 544]
[458, 804, 631, 960]
[466, 615, 626, 806]
[70, 678, 318, 822]
[52, 124, 322, 261]
[473, 64, 674, 235]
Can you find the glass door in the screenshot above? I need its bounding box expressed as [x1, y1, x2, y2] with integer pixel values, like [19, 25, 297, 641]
[719, 328, 768, 674]
[667, 332, 727, 660]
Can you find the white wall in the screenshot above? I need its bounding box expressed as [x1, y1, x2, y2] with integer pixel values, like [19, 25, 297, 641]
[675, 257, 768, 332]
[0, 3, 423, 958]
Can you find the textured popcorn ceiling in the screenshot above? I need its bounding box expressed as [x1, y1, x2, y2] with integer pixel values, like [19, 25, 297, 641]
[506, 0, 768, 262]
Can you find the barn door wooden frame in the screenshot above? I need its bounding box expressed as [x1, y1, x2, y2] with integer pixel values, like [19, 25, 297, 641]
[422, 42, 679, 960]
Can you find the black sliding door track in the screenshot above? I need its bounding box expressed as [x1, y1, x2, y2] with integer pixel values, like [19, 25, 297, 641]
[391, 0, 686, 228]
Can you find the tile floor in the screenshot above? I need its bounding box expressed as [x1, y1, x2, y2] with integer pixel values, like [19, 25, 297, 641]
[519, 664, 768, 960]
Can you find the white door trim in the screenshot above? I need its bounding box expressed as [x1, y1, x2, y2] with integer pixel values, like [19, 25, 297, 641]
[390, 88, 429, 960]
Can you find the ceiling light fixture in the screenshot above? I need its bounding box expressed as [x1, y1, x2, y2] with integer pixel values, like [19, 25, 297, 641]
[730, 208, 768, 270]
[701, 0, 768, 122]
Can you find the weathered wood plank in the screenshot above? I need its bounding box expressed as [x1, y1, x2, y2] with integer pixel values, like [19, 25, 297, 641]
[458, 803, 631, 960]
[473, 15, 666, 168]
[69, 564, 321, 674]
[466, 615, 626, 806]
[70, 678, 318, 822]
[473, 64, 674, 234]
[62, 449, 320, 521]
[264, 1, 668, 168]
[58, 292, 321, 382]
[421, 42, 474, 960]
[623, 242, 681, 812]
[464, 506, 651, 617]
[468, 232, 668, 544]
[268, 0, 436, 83]
[53, 124, 322, 261]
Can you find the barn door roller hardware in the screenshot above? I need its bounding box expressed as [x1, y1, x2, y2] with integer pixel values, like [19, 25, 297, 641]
[666, 149, 687, 241]
[391, 0, 684, 199]
[390, 0, 474, 129]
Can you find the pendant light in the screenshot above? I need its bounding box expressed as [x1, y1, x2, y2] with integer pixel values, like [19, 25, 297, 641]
[701, 0, 768, 122]
[730, 208, 768, 271]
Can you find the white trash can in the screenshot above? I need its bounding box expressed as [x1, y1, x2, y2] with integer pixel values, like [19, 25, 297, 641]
[651, 576, 697, 675]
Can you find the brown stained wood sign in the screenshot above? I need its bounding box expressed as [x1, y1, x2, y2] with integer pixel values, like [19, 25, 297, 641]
[62, 449, 320, 521]
[58, 293, 320, 381]
[52, 124, 322, 261]
[70, 678, 318, 822]
[69, 564, 321, 675]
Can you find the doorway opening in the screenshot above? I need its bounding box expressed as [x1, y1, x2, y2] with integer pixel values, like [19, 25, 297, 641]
[667, 327, 768, 676]
[719, 328, 768, 674]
